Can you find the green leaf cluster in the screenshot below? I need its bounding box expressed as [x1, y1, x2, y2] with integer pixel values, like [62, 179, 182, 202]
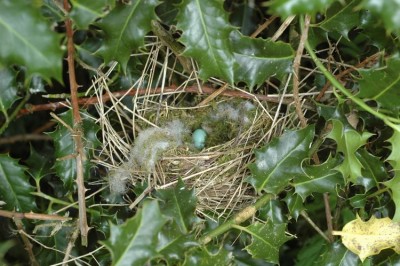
[2, 0, 400, 265]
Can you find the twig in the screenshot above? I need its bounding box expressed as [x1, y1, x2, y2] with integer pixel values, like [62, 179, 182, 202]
[300, 211, 330, 242]
[0, 134, 52, 145]
[250, 16, 278, 38]
[0, 210, 71, 221]
[271, 15, 295, 41]
[196, 83, 229, 107]
[63, 0, 89, 246]
[199, 193, 275, 245]
[323, 193, 334, 242]
[18, 85, 315, 116]
[62, 226, 80, 266]
[15, 219, 39, 266]
[293, 15, 310, 128]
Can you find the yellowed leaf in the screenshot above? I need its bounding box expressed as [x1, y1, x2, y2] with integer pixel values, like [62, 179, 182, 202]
[333, 215, 400, 261]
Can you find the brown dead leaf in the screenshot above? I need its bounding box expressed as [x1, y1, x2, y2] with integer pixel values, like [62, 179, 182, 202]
[333, 215, 400, 261]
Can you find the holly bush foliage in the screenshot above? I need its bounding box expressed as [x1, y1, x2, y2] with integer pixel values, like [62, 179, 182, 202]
[1, 0, 400, 265]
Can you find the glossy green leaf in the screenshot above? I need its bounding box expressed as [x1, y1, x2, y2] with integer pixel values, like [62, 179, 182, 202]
[318, 242, 359, 265]
[356, 149, 387, 191]
[103, 200, 168, 266]
[155, 181, 199, 262]
[296, 235, 328, 266]
[0, 1, 62, 81]
[361, 0, 400, 34]
[183, 246, 234, 266]
[26, 146, 54, 185]
[156, 179, 198, 234]
[384, 177, 400, 222]
[327, 119, 373, 184]
[176, 0, 236, 83]
[247, 125, 314, 194]
[294, 156, 343, 200]
[387, 130, 400, 178]
[0, 68, 19, 116]
[70, 0, 111, 29]
[47, 110, 100, 189]
[0, 154, 36, 212]
[157, 223, 198, 263]
[244, 221, 293, 264]
[97, 0, 158, 71]
[269, 0, 335, 17]
[259, 199, 286, 224]
[349, 194, 367, 209]
[358, 55, 400, 112]
[283, 192, 305, 220]
[318, 0, 360, 39]
[231, 31, 294, 88]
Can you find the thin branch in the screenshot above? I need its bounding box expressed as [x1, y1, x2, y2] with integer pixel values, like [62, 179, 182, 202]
[62, 226, 80, 266]
[300, 211, 330, 242]
[0, 210, 71, 221]
[18, 85, 315, 116]
[0, 134, 52, 145]
[15, 219, 39, 266]
[250, 16, 278, 38]
[293, 15, 310, 128]
[323, 193, 334, 242]
[63, 0, 89, 246]
[271, 15, 295, 41]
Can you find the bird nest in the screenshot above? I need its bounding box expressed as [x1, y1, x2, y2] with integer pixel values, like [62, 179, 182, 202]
[91, 44, 298, 219]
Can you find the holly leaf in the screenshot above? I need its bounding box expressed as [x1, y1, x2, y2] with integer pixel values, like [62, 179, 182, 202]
[384, 177, 400, 222]
[25, 146, 54, 185]
[231, 31, 294, 88]
[0, 154, 36, 212]
[156, 179, 198, 234]
[70, 0, 112, 29]
[103, 200, 168, 266]
[294, 156, 343, 200]
[361, 0, 400, 34]
[157, 222, 198, 263]
[333, 216, 400, 262]
[318, 0, 360, 39]
[283, 192, 305, 220]
[387, 129, 400, 178]
[244, 221, 293, 264]
[327, 119, 373, 184]
[47, 110, 100, 189]
[259, 199, 286, 224]
[296, 235, 328, 266]
[269, 0, 336, 17]
[0, 1, 62, 81]
[0, 68, 19, 116]
[318, 242, 360, 265]
[176, 0, 236, 83]
[97, 0, 158, 71]
[247, 125, 314, 194]
[358, 55, 400, 112]
[356, 149, 387, 191]
[183, 246, 233, 266]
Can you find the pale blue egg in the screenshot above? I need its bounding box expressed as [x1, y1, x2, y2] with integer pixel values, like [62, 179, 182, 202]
[192, 129, 207, 149]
